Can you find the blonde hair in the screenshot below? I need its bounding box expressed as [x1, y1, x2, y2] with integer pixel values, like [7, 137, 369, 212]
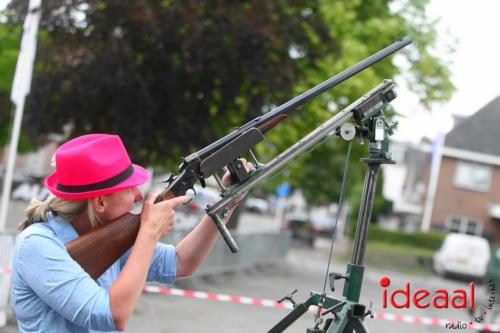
[19, 195, 102, 231]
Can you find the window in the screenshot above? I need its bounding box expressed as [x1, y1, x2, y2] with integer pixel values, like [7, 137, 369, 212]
[453, 161, 492, 192]
[445, 215, 483, 236]
[448, 216, 461, 233]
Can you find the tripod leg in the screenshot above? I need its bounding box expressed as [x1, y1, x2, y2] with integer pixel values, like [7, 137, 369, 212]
[345, 318, 370, 333]
[324, 314, 349, 333]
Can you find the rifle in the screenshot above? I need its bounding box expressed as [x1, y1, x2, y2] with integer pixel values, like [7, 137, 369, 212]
[65, 37, 411, 280]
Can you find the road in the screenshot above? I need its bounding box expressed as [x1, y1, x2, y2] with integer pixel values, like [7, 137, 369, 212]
[1, 201, 489, 332]
[125, 237, 482, 333]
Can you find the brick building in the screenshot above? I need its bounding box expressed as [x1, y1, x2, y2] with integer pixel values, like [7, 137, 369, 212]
[427, 96, 500, 242]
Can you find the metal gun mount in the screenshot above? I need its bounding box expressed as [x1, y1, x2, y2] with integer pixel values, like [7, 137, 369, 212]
[63, 37, 412, 285]
[205, 79, 397, 254]
[160, 37, 411, 256]
[267, 82, 398, 333]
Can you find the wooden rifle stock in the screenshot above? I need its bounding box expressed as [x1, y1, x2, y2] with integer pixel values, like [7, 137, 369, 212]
[66, 191, 176, 279]
[257, 114, 288, 133]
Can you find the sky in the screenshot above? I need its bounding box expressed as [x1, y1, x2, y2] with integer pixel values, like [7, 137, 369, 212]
[2, 0, 499, 144]
[392, 0, 500, 143]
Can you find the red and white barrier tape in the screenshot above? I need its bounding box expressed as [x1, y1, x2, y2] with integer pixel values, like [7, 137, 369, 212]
[143, 285, 293, 309]
[374, 312, 500, 331]
[2, 267, 499, 331]
[142, 285, 500, 332]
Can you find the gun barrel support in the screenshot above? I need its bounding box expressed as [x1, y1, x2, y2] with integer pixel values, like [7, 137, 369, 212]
[207, 81, 395, 230]
[211, 213, 239, 253]
[351, 164, 380, 266]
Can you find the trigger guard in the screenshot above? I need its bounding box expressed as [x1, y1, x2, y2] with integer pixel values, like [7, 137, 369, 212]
[162, 173, 175, 185]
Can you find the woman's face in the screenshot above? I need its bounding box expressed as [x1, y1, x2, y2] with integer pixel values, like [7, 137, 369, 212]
[98, 186, 144, 221]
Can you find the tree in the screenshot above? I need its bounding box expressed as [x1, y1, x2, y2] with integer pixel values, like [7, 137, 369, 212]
[257, 0, 454, 206]
[5, 0, 454, 210]
[6, 0, 335, 167]
[0, 23, 21, 148]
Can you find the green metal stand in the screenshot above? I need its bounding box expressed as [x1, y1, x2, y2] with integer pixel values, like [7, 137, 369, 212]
[268, 108, 397, 333]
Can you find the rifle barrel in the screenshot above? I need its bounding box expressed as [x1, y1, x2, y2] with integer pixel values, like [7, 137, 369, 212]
[190, 36, 411, 161]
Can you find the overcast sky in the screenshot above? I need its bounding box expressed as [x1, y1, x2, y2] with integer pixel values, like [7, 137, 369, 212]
[392, 0, 500, 143]
[2, 0, 499, 144]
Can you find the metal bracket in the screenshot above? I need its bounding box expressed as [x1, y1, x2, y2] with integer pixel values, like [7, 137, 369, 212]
[227, 158, 250, 183]
[277, 289, 298, 308]
[329, 272, 349, 292]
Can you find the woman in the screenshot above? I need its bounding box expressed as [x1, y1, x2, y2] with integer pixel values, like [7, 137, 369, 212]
[10, 133, 250, 332]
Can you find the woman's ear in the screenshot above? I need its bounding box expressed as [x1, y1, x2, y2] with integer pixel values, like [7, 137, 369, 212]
[91, 195, 107, 213]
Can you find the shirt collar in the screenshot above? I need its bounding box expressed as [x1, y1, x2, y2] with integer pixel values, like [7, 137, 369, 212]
[47, 211, 80, 244]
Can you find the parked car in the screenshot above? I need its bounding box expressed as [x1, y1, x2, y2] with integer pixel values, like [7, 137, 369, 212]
[245, 197, 270, 214]
[433, 233, 491, 280]
[310, 208, 336, 237]
[282, 210, 337, 247]
[283, 217, 316, 247]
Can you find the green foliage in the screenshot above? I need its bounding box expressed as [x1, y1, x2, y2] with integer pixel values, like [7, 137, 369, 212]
[0, 25, 20, 92]
[0, 23, 21, 147]
[3, 1, 454, 208]
[6, 0, 335, 165]
[365, 225, 447, 250]
[258, 0, 454, 204]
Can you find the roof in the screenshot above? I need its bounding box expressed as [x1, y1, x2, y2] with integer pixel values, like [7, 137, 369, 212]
[445, 95, 500, 157]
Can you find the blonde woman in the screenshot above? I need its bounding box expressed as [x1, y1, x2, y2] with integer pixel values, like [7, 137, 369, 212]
[10, 134, 250, 332]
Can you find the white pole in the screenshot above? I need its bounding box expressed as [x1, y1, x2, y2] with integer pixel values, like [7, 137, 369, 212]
[0, 0, 41, 231]
[0, 99, 25, 231]
[274, 196, 286, 229]
[421, 134, 444, 232]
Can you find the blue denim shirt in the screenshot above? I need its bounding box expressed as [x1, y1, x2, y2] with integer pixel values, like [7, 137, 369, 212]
[10, 212, 177, 333]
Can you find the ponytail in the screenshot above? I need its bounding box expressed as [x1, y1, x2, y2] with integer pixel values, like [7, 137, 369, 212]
[19, 195, 101, 231]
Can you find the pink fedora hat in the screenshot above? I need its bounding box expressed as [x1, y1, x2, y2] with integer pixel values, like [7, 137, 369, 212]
[45, 134, 150, 200]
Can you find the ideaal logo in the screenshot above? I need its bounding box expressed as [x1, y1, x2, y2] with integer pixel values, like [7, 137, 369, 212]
[379, 276, 475, 309]
[379, 276, 497, 329]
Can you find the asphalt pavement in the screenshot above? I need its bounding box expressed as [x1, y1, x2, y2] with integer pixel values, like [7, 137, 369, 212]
[0, 200, 488, 332]
[122, 239, 481, 333]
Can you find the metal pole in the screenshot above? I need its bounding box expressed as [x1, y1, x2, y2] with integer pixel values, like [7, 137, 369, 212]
[351, 163, 380, 266]
[0, 99, 25, 231]
[0, 0, 42, 231]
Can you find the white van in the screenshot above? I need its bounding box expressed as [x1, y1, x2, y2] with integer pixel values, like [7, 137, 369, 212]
[433, 233, 491, 279]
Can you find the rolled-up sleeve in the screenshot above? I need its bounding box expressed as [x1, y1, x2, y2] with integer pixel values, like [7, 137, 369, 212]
[119, 243, 177, 284]
[147, 243, 177, 283]
[16, 233, 116, 331]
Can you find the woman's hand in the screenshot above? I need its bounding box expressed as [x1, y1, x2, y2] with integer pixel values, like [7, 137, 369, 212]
[139, 193, 190, 241]
[221, 158, 255, 204]
[221, 158, 255, 186]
